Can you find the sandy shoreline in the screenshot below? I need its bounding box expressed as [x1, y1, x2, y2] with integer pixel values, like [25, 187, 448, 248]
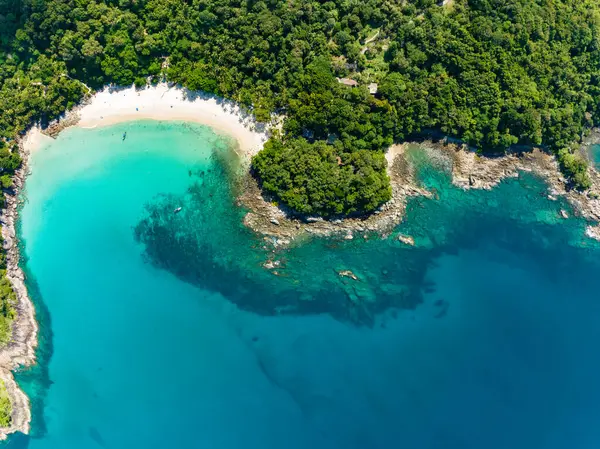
[22, 127, 53, 154]
[26, 84, 269, 157]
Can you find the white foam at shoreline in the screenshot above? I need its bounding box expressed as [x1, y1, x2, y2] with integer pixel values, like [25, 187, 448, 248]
[22, 127, 53, 154]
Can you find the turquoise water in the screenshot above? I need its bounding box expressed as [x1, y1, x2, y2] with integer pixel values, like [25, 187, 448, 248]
[5, 121, 600, 448]
[591, 144, 600, 168]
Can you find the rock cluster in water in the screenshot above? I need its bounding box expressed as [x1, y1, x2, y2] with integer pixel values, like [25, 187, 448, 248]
[239, 143, 432, 244]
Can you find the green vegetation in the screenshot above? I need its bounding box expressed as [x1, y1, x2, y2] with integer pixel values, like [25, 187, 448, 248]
[0, 0, 599, 216]
[0, 224, 16, 346]
[381, 1, 600, 150]
[558, 148, 592, 190]
[253, 138, 391, 216]
[0, 147, 19, 348]
[0, 270, 16, 346]
[0, 380, 11, 428]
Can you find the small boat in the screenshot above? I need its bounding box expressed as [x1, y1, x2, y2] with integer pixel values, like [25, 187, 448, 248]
[174, 207, 182, 214]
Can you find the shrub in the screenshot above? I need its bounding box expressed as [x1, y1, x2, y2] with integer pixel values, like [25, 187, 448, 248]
[557, 148, 591, 191]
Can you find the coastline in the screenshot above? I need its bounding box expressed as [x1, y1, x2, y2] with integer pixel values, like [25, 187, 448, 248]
[239, 142, 433, 247]
[5, 82, 600, 440]
[445, 142, 600, 234]
[39, 83, 269, 157]
[241, 139, 600, 247]
[0, 128, 43, 439]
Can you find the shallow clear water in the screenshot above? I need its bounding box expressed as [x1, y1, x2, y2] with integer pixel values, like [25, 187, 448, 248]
[591, 144, 600, 168]
[5, 121, 600, 449]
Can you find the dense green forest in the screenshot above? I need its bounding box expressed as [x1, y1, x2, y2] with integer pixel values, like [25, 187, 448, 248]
[0, 0, 598, 217]
[0, 380, 11, 427]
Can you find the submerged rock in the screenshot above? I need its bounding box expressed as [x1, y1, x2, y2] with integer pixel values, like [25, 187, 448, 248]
[88, 427, 107, 448]
[263, 260, 281, 270]
[586, 224, 600, 241]
[338, 270, 359, 280]
[275, 238, 290, 247]
[398, 234, 415, 246]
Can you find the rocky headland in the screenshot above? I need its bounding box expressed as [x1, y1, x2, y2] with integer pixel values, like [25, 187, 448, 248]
[239, 142, 433, 247]
[447, 140, 600, 239]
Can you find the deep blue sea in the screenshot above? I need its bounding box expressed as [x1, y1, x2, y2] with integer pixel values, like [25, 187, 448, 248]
[4, 121, 600, 449]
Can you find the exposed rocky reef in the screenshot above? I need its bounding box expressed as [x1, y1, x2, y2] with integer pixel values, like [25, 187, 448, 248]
[445, 141, 600, 238]
[240, 139, 600, 246]
[239, 143, 432, 246]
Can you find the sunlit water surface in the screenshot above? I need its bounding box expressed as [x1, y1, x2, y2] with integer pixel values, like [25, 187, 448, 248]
[4, 121, 600, 449]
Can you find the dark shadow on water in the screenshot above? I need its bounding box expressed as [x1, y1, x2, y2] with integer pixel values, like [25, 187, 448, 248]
[133, 148, 432, 325]
[133, 145, 599, 328]
[8, 143, 599, 447]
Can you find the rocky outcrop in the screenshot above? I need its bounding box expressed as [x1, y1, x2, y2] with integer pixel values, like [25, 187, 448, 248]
[42, 109, 81, 138]
[0, 369, 30, 440]
[338, 270, 359, 280]
[586, 224, 600, 241]
[449, 147, 523, 190]
[239, 143, 431, 244]
[241, 138, 600, 248]
[397, 234, 415, 246]
[446, 142, 600, 223]
[41, 95, 93, 138]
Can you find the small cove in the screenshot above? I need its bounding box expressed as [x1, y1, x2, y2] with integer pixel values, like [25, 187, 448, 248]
[4, 120, 600, 448]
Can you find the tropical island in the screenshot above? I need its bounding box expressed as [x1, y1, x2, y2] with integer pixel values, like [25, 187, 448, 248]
[1, 0, 600, 438]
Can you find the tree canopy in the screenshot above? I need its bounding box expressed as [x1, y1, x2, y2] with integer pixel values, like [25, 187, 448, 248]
[253, 138, 391, 216]
[1, 0, 599, 211]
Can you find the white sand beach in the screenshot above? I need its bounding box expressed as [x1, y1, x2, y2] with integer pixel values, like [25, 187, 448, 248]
[77, 84, 268, 156]
[24, 83, 269, 156]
